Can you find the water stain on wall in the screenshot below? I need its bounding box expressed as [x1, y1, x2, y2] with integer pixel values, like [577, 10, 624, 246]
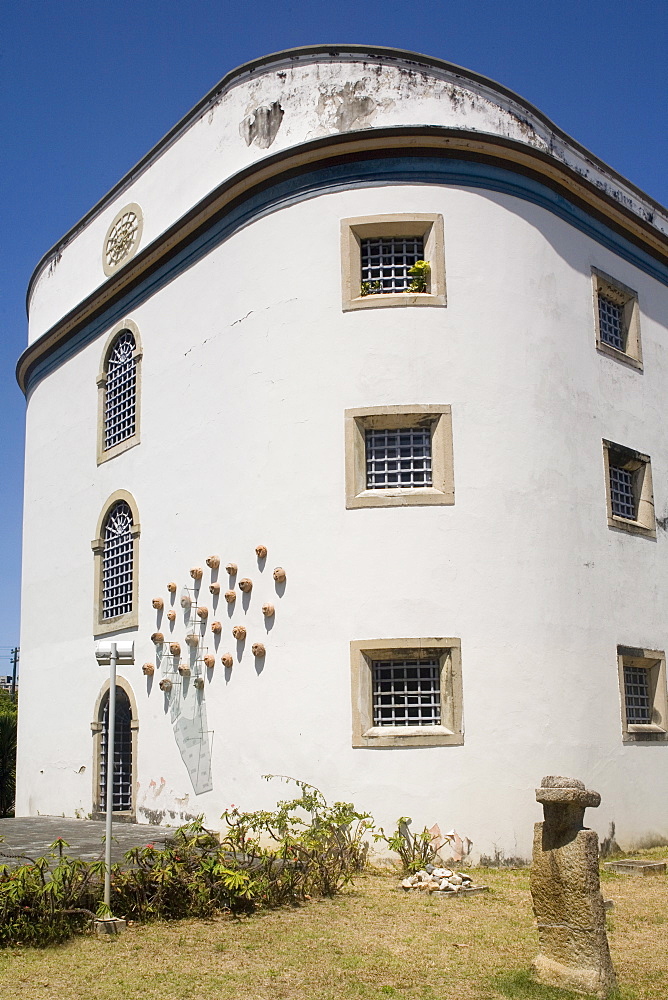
[240, 102, 285, 148]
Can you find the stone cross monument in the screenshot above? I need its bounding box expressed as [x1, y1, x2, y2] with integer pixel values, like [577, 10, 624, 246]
[530, 776, 616, 998]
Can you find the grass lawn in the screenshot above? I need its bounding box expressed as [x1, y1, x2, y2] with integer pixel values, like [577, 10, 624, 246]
[0, 863, 666, 1000]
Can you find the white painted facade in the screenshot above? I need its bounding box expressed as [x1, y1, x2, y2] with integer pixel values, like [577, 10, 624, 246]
[17, 47, 668, 859]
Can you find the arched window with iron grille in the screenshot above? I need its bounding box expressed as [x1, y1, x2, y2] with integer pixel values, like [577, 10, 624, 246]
[97, 686, 134, 814]
[102, 501, 134, 620]
[104, 330, 137, 450]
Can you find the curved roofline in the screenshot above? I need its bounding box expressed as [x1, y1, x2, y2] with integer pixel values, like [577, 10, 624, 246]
[18, 124, 668, 395]
[26, 42, 668, 312]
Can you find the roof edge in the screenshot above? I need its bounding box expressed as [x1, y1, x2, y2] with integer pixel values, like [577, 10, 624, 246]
[18, 125, 668, 395]
[26, 42, 668, 313]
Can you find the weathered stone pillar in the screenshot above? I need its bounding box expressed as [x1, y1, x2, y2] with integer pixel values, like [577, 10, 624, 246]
[530, 776, 616, 998]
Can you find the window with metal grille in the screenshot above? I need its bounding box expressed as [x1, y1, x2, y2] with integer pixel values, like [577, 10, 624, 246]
[365, 427, 432, 489]
[372, 658, 441, 726]
[609, 463, 636, 519]
[99, 688, 133, 812]
[104, 331, 137, 450]
[361, 236, 424, 293]
[623, 664, 652, 724]
[102, 501, 133, 619]
[598, 294, 624, 351]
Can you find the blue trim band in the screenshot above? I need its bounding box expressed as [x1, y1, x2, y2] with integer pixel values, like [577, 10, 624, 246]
[25, 154, 668, 394]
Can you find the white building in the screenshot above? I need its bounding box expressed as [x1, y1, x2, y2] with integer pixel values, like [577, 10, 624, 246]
[16, 45, 668, 858]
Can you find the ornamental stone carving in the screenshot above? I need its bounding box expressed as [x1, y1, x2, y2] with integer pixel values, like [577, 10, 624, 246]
[530, 776, 616, 998]
[102, 203, 143, 276]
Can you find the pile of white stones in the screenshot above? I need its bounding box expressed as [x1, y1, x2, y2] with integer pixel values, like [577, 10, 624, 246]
[401, 864, 475, 894]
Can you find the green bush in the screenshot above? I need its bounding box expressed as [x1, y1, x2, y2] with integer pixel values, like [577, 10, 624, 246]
[374, 816, 440, 873]
[0, 777, 372, 947]
[0, 692, 17, 818]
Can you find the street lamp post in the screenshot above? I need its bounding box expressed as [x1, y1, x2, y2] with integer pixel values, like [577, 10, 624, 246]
[94, 640, 134, 912]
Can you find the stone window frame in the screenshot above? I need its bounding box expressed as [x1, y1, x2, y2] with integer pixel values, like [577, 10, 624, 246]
[351, 637, 463, 748]
[91, 676, 139, 820]
[345, 404, 454, 509]
[341, 213, 446, 311]
[617, 646, 668, 744]
[97, 319, 142, 465]
[91, 489, 141, 636]
[592, 268, 642, 370]
[602, 439, 655, 538]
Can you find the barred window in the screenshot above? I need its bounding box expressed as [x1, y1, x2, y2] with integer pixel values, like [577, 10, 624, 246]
[617, 647, 668, 742]
[361, 236, 424, 293]
[623, 664, 652, 724]
[102, 501, 133, 619]
[598, 294, 624, 351]
[104, 331, 137, 450]
[593, 270, 641, 368]
[365, 427, 432, 489]
[372, 658, 441, 726]
[609, 463, 636, 520]
[99, 687, 133, 812]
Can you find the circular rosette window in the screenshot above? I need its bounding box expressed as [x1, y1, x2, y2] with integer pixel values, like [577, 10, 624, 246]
[103, 203, 144, 275]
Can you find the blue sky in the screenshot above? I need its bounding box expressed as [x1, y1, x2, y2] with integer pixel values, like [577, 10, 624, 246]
[2, 0, 667, 661]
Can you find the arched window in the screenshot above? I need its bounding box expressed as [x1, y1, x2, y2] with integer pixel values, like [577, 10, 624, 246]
[92, 490, 140, 634]
[97, 320, 141, 464]
[92, 679, 138, 818]
[102, 501, 134, 620]
[104, 330, 137, 450]
[99, 687, 133, 812]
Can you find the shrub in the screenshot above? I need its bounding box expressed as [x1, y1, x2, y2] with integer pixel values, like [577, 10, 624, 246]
[0, 691, 17, 817]
[0, 838, 102, 947]
[218, 775, 372, 906]
[374, 817, 440, 873]
[0, 777, 373, 947]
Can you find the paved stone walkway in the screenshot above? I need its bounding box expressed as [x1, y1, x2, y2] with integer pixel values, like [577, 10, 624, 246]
[0, 817, 169, 866]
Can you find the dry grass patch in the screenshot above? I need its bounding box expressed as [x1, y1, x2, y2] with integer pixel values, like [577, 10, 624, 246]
[0, 867, 665, 1000]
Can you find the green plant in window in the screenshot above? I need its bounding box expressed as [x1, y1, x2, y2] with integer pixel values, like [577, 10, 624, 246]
[406, 260, 430, 293]
[360, 280, 382, 296]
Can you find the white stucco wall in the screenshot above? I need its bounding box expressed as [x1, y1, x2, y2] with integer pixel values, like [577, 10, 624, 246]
[26, 49, 668, 346]
[17, 176, 668, 858]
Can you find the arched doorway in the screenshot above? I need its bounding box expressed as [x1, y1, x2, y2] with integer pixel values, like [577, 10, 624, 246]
[92, 680, 138, 818]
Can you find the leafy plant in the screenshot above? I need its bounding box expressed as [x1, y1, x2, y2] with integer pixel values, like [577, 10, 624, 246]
[0, 691, 17, 817]
[0, 778, 373, 947]
[406, 259, 430, 293]
[374, 816, 439, 873]
[360, 279, 382, 296]
[0, 838, 103, 946]
[219, 775, 372, 905]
